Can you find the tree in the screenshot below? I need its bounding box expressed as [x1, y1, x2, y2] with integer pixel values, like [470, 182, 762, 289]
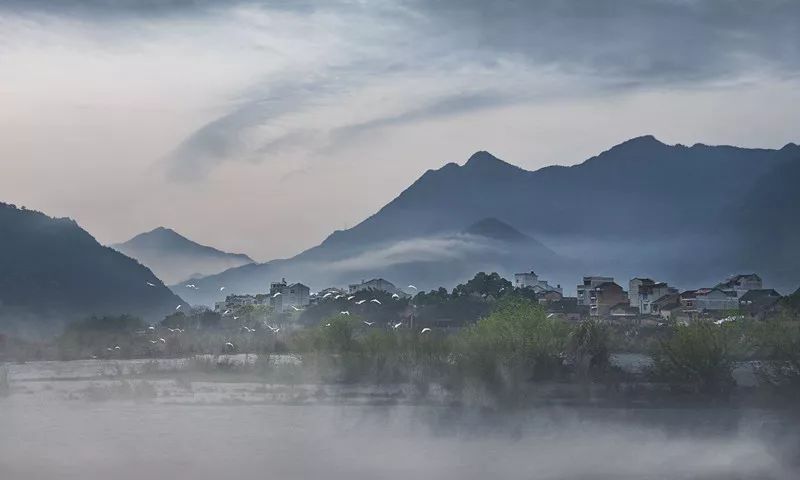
[453, 272, 512, 298]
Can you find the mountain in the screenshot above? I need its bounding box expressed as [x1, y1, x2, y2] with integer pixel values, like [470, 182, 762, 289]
[177, 136, 800, 305]
[112, 227, 253, 284]
[0, 203, 183, 331]
[464, 217, 531, 242]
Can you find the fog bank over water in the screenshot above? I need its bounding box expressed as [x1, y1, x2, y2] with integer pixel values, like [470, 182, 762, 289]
[1, 360, 799, 480]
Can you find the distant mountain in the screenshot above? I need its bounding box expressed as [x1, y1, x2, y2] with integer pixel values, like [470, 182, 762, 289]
[178, 136, 800, 305]
[0, 203, 183, 330]
[464, 217, 531, 243]
[112, 227, 253, 284]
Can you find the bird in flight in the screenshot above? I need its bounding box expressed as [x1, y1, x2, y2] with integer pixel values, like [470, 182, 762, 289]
[355, 299, 366, 305]
[392, 322, 402, 330]
[185, 284, 197, 289]
[175, 304, 182, 310]
[420, 328, 431, 334]
[146, 282, 156, 287]
[407, 285, 417, 290]
[291, 305, 301, 311]
[340, 311, 350, 315]
[391, 293, 400, 299]
[363, 321, 374, 326]
[347, 295, 355, 300]
[159, 338, 166, 344]
[273, 292, 282, 297]
[220, 286, 225, 291]
[223, 309, 230, 315]
[370, 299, 382, 305]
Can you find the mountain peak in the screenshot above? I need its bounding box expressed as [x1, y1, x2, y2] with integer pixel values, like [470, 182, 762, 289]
[464, 217, 529, 242]
[617, 135, 667, 148]
[463, 151, 522, 173]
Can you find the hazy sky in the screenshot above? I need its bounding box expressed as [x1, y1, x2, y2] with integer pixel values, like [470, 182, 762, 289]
[2, 0, 799, 260]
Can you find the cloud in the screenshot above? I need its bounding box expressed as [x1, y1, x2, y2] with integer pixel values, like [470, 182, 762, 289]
[324, 235, 498, 273]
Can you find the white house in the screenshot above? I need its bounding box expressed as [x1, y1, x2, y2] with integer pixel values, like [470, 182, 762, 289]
[515, 270, 563, 295]
[270, 279, 311, 313]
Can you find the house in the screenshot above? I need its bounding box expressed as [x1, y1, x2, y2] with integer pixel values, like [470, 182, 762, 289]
[348, 278, 408, 297]
[628, 278, 655, 309]
[715, 273, 762, 298]
[514, 270, 563, 295]
[537, 289, 564, 304]
[637, 282, 679, 314]
[588, 281, 628, 317]
[270, 279, 311, 313]
[546, 297, 588, 323]
[577, 276, 614, 306]
[651, 293, 680, 319]
[691, 288, 739, 311]
[739, 289, 781, 320]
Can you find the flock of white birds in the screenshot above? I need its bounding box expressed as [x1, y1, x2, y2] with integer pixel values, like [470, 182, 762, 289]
[141, 281, 430, 353]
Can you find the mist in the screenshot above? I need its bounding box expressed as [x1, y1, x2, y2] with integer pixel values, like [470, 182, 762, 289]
[2, 358, 798, 480]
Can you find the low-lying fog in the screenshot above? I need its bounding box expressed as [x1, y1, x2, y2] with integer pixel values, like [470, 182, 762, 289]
[1, 360, 798, 480]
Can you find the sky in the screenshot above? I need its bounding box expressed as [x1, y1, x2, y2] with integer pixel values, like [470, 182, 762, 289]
[1, 0, 799, 261]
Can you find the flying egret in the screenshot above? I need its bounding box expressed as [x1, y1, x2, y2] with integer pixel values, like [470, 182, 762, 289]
[370, 299, 382, 305]
[159, 338, 166, 344]
[220, 286, 225, 291]
[224, 342, 235, 350]
[146, 282, 156, 287]
[324, 323, 331, 327]
[233, 316, 239, 320]
[420, 328, 432, 334]
[223, 309, 230, 315]
[355, 300, 366, 305]
[363, 321, 374, 326]
[323, 292, 332, 299]
[175, 304, 182, 310]
[340, 311, 350, 315]
[273, 292, 282, 298]
[407, 285, 417, 290]
[149, 340, 158, 344]
[347, 295, 355, 300]
[391, 293, 400, 299]
[291, 305, 301, 311]
[185, 284, 196, 289]
[392, 322, 402, 330]
[114, 345, 121, 350]
[147, 326, 155, 332]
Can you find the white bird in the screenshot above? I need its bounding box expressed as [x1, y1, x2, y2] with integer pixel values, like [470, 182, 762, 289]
[347, 295, 355, 300]
[291, 305, 301, 311]
[363, 321, 374, 326]
[159, 338, 166, 344]
[106, 347, 113, 352]
[147, 326, 155, 332]
[355, 300, 366, 305]
[392, 322, 402, 330]
[114, 345, 121, 350]
[323, 292, 332, 299]
[273, 292, 282, 297]
[370, 299, 382, 305]
[340, 311, 350, 315]
[175, 304, 182, 310]
[272, 327, 281, 333]
[233, 316, 239, 320]
[185, 284, 196, 289]
[175, 328, 184, 334]
[407, 285, 417, 290]
[546, 313, 555, 319]
[220, 286, 225, 291]
[324, 323, 331, 327]
[224, 342, 235, 350]
[168, 328, 177, 332]
[391, 293, 400, 299]
[420, 328, 431, 334]
[223, 309, 230, 315]
[149, 340, 158, 344]
[146, 282, 156, 287]
[334, 294, 343, 299]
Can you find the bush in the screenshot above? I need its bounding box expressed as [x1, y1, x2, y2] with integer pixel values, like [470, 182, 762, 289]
[453, 297, 570, 391]
[569, 320, 610, 379]
[652, 322, 735, 394]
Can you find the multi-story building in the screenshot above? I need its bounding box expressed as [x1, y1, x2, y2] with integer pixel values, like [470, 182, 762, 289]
[629, 278, 655, 309]
[515, 270, 563, 295]
[588, 281, 628, 316]
[637, 282, 679, 315]
[270, 279, 311, 313]
[577, 276, 614, 306]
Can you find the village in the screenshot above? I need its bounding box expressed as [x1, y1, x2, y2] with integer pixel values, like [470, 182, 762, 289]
[200, 271, 787, 333]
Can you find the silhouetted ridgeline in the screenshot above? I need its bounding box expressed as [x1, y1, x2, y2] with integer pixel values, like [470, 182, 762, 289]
[0, 203, 183, 331]
[112, 226, 253, 284]
[178, 137, 800, 305]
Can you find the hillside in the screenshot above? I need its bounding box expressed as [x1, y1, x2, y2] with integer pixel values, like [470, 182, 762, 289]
[112, 227, 253, 284]
[0, 203, 183, 330]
